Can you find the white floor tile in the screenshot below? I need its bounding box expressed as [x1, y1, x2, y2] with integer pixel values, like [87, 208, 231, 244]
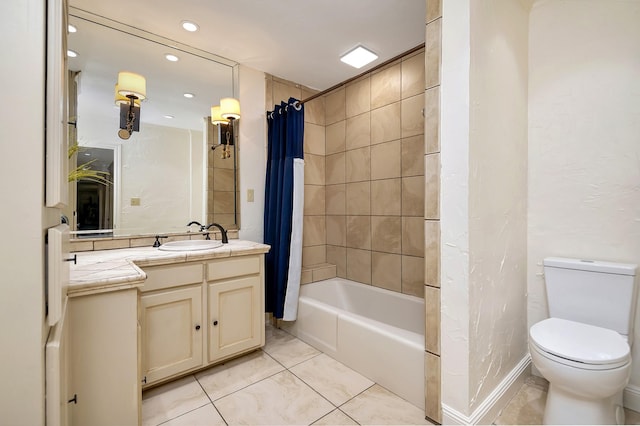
[141, 375, 210, 426]
[291, 353, 374, 406]
[340, 384, 432, 425]
[262, 327, 320, 368]
[312, 409, 358, 425]
[214, 370, 335, 425]
[195, 350, 284, 401]
[161, 404, 225, 426]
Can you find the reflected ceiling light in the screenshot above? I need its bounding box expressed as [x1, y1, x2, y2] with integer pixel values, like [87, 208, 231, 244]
[163, 115, 174, 119]
[67, 50, 78, 58]
[181, 21, 199, 32]
[68, 24, 77, 33]
[116, 71, 146, 140]
[340, 45, 378, 69]
[183, 93, 195, 99]
[165, 54, 179, 62]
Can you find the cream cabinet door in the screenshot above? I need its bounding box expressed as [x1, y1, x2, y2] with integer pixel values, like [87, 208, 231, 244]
[68, 289, 139, 426]
[208, 276, 262, 362]
[141, 286, 203, 385]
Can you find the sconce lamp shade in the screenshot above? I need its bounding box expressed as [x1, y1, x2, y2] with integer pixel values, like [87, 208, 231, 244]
[117, 71, 146, 100]
[220, 97, 241, 120]
[210, 106, 229, 125]
[115, 84, 141, 107]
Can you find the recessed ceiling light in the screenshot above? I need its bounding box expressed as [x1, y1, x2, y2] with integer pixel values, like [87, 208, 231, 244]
[68, 24, 77, 33]
[181, 21, 199, 32]
[340, 45, 378, 69]
[165, 54, 179, 62]
[183, 93, 195, 99]
[67, 50, 78, 58]
[163, 115, 174, 119]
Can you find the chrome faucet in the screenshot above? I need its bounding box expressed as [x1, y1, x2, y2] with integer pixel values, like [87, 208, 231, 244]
[205, 223, 229, 244]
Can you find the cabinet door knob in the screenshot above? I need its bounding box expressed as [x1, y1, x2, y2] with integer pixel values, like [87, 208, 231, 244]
[195, 325, 201, 331]
[213, 320, 218, 326]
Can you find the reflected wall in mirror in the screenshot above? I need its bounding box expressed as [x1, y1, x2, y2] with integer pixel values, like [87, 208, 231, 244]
[66, 7, 239, 238]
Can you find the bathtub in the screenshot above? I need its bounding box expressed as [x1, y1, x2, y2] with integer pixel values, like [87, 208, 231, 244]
[282, 278, 425, 409]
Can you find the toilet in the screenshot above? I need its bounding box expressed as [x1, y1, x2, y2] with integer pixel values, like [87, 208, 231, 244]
[529, 257, 638, 425]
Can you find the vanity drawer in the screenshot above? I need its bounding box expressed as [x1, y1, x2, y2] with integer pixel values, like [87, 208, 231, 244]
[207, 256, 260, 282]
[142, 263, 203, 292]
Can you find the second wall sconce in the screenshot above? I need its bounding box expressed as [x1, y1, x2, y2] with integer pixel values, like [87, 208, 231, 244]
[116, 71, 146, 140]
[210, 97, 241, 159]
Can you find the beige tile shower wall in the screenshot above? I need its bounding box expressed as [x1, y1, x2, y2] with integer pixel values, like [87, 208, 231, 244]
[324, 49, 426, 299]
[425, 0, 442, 423]
[265, 75, 326, 268]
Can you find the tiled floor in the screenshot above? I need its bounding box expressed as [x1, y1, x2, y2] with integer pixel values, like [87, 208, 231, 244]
[495, 375, 640, 425]
[142, 324, 432, 425]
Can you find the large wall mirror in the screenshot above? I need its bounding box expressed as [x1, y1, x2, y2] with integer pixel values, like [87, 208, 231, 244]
[66, 7, 239, 238]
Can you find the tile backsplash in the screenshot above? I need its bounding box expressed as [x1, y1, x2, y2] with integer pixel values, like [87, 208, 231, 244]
[69, 230, 239, 252]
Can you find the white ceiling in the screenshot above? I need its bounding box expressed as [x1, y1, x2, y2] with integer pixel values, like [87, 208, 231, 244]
[69, 0, 427, 91]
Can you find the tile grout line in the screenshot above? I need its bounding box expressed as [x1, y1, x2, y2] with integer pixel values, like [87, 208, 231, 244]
[193, 373, 229, 426]
[197, 352, 288, 404]
[264, 328, 364, 425]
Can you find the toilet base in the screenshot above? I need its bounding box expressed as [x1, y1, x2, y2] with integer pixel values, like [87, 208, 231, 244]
[544, 384, 625, 425]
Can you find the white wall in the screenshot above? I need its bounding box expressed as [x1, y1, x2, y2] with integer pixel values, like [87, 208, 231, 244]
[238, 65, 267, 242]
[468, 0, 529, 411]
[442, 0, 529, 420]
[0, 0, 54, 424]
[528, 0, 640, 388]
[78, 110, 207, 235]
[118, 124, 205, 234]
[441, 0, 472, 416]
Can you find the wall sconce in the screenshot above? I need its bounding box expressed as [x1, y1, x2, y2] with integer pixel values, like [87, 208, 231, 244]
[116, 71, 146, 140]
[210, 98, 240, 159]
[114, 84, 140, 107]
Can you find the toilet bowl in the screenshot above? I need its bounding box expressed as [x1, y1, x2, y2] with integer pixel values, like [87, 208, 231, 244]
[529, 257, 637, 425]
[530, 318, 631, 424]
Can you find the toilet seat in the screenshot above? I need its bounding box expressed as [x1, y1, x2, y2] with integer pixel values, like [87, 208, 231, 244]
[530, 318, 630, 370]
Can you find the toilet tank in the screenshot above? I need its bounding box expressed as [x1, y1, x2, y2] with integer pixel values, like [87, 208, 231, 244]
[544, 257, 638, 337]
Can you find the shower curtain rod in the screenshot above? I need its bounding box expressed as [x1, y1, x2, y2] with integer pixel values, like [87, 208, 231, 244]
[293, 43, 426, 107]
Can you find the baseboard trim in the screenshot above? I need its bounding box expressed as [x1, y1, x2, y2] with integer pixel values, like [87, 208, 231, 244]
[442, 354, 531, 425]
[624, 384, 640, 412]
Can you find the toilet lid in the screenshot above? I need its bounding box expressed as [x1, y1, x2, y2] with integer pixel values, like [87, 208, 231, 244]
[530, 318, 630, 365]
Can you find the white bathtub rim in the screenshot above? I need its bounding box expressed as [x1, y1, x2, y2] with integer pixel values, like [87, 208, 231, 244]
[300, 277, 425, 304]
[299, 278, 425, 335]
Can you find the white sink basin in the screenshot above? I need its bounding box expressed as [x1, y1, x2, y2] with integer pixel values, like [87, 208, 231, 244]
[158, 240, 223, 251]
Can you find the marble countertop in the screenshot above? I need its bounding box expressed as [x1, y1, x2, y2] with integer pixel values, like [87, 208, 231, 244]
[69, 240, 270, 296]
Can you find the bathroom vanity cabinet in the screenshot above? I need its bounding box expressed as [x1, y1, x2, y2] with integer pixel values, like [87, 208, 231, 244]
[140, 254, 265, 387]
[66, 241, 269, 425]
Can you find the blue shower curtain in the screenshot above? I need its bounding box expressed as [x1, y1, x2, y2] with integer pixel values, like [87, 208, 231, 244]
[264, 98, 304, 320]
